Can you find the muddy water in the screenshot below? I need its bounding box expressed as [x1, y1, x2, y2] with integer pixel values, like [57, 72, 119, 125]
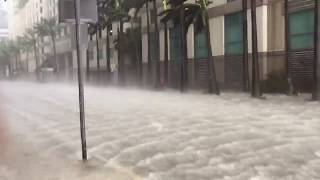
[1, 81, 320, 180]
[0, 82, 141, 180]
[0, 130, 142, 180]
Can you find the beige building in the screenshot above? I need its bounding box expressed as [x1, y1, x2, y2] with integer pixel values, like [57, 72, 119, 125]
[99, 0, 278, 89]
[7, 0, 72, 78]
[129, 0, 314, 91]
[7, 0, 317, 92]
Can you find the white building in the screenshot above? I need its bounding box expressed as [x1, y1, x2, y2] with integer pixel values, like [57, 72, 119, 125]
[0, 4, 8, 40]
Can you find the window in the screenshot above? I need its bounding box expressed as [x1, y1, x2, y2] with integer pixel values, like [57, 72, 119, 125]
[169, 26, 181, 62]
[225, 12, 243, 55]
[194, 30, 208, 60]
[289, 9, 314, 50]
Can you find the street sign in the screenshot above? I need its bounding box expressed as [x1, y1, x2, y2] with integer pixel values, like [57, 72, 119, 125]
[58, 0, 94, 160]
[58, 0, 98, 23]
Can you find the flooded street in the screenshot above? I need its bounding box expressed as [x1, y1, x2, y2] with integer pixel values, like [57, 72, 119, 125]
[1, 81, 320, 180]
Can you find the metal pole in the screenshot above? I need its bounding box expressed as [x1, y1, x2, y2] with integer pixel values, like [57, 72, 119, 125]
[312, 0, 319, 100]
[73, 0, 87, 160]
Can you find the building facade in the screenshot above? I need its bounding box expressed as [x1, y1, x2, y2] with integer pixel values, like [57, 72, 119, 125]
[6, 0, 318, 92]
[7, 0, 74, 79]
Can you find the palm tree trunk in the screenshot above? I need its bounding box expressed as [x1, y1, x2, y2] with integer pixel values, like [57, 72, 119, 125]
[180, 6, 187, 92]
[15, 53, 18, 74]
[242, 0, 249, 92]
[138, 18, 143, 86]
[33, 42, 39, 80]
[8, 60, 12, 77]
[205, 15, 220, 95]
[250, 0, 261, 97]
[106, 23, 111, 76]
[146, 1, 151, 86]
[118, 19, 125, 85]
[51, 35, 60, 79]
[96, 26, 100, 83]
[153, 0, 161, 88]
[86, 48, 90, 82]
[312, 0, 320, 100]
[52, 35, 59, 78]
[164, 22, 169, 85]
[26, 51, 29, 73]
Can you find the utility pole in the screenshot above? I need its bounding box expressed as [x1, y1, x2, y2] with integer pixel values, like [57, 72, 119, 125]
[73, 0, 87, 161]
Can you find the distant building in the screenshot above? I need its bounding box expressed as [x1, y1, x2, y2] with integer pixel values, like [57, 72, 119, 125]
[7, 0, 73, 78]
[0, 8, 8, 39]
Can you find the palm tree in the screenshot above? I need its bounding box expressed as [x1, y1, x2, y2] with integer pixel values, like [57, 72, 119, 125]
[88, 23, 101, 81]
[15, 36, 24, 72]
[19, 35, 33, 73]
[114, 0, 131, 85]
[25, 28, 40, 79]
[7, 40, 20, 75]
[162, 0, 169, 85]
[123, 0, 153, 86]
[35, 18, 62, 75]
[0, 40, 12, 76]
[106, 22, 112, 77]
[152, 0, 161, 88]
[145, 0, 152, 86]
[125, 0, 155, 87]
[98, 0, 130, 85]
[96, 26, 101, 73]
[159, 0, 189, 92]
[196, 0, 220, 95]
[160, 0, 220, 94]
